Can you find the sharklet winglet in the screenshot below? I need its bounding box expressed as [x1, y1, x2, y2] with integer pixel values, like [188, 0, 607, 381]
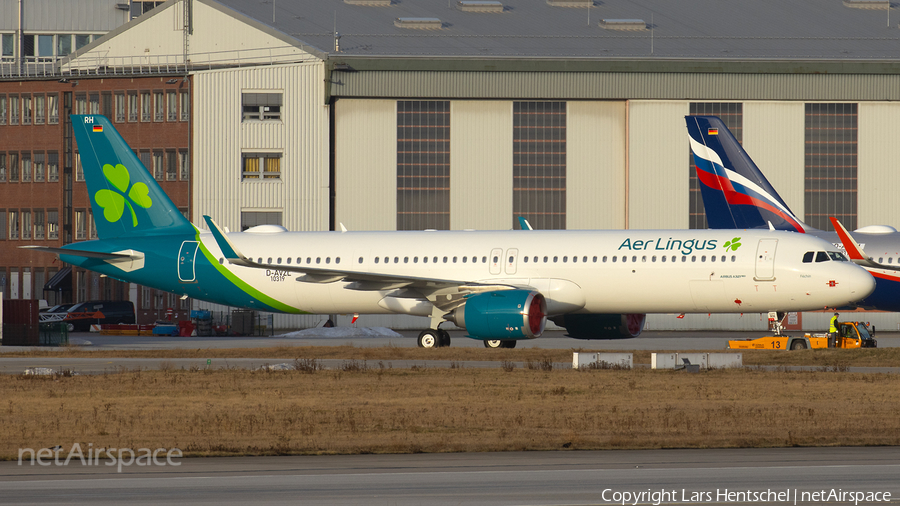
[830, 217, 866, 261]
[203, 215, 253, 266]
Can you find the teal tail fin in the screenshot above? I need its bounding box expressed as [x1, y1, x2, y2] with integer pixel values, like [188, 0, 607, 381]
[71, 114, 194, 239]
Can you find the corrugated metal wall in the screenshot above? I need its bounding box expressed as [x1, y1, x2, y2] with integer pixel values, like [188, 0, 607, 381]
[566, 101, 627, 230]
[334, 71, 900, 102]
[858, 103, 900, 228]
[742, 102, 806, 219]
[450, 101, 513, 231]
[19, 0, 127, 32]
[334, 99, 397, 231]
[193, 62, 329, 329]
[627, 101, 690, 229]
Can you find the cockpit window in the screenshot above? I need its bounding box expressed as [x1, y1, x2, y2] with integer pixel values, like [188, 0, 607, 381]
[828, 251, 848, 262]
[815, 251, 830, 262]
[802, 251, 814, 263]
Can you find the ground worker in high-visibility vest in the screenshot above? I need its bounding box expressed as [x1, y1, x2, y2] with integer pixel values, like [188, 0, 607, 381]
[829, 312, 840, 342]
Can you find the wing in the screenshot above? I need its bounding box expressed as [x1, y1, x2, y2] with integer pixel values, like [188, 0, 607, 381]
[830, 217, 900, 272]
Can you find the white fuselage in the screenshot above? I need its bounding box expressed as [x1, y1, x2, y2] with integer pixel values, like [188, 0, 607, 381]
[199, 228, 875, 317]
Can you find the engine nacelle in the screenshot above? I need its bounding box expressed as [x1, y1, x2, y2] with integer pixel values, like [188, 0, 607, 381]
[550, 313, 646, 339]
[447, 290, 547, 339]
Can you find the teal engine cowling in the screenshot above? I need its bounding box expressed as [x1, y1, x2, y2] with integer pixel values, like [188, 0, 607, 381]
[447, 290, 547, 339]
[550, 313, 646, 339]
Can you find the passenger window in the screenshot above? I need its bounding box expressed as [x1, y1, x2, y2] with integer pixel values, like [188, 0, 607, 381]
[375, 257, 380, 264]
[287, 258, 292, 264]
[533, 256, 538, 263]
[443, 257, 448, 263]
[307, 257, 312, 264]
[553, 256, 558, 263]
[316, 258, 321, 264]
[889, 257, 893, 264]
[701, 255, 706, 262]
[482, 256, 486, 263]
[622, 256, 627, 263]
[602, 256, 607, 262]
[463, 257, 468, 263]
[612, 256, 617, 262]
[413, 257, 418, 263]
[493, 256, 499, 264]
[433, 257, 437, 263]
[453, 256, 457, 263]
[691, 256, 696, 262]
[572, 256, 576, 263]
[710, 255, 715, 262]
[731, 255, 736, 262]
[423, 257, 427, 263]
[878, 257, 883, 263]
[583, 256, 588, 263]
[661, 256, 666, 262]
[508, 256, 514, 263]
[394, 257, 399, 263]
[523, 256, 529, 263]
[543, 256, 548, 263]
[563, 256, 568, 263]
[681, 256, 687, 262]
[326, 257, 331, 264]
[219, 258, 224, 264]
[258, 258, 263, 263]
[816, 251, 829, 262]
[296, 257, 301, 264]
[592, 256, 597, 262]
[632, 256, 637, 262]
[404, 257, 409, 263]
[642, 256, 647, 262]
[652, 256, 657, 262]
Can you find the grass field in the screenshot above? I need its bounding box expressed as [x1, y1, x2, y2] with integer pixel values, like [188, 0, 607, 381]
[3, 363, 900, 460]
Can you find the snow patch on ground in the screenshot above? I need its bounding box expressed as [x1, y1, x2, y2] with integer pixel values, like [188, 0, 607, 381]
[276, 327, 402, 339]
[255, 363, 294, 371]
[69, 338, 93, 346]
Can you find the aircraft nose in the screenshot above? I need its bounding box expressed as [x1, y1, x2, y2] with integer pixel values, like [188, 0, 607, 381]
[847, 265, 876, 300]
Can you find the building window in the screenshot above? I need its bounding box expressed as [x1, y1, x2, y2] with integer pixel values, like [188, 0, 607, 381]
[9, 95, 18, 124]
[34, 210, 44, 240]
[57, 34, 72, 57]
[241, 211, 282, 231]
[167, 91, 177, 121]
[688, 103, 743, 230]
[396, 100, 450, 231]
[8, 210, 18, 239]
[75, 34, 91, 51]
[153, 151, 164, 180]
[75, 209, 86, 240]
[90, 212, 98, 239]
[166, 150, 177, 181]
[513, 101, 566, 230]
[115, 92, 126, 122]
[33, 152, 44, 182]
[128, 91, 139, 122]
[154, 91, 165, 121]
[47, 210, 58, 239]
[179, 150, 189, 180]
[141, 91, 151, 122]
[141, 285, 152, 309]
[180, 90, 190, 121]
[131, 1, 165, 19]
[89, 93, 100, 114]
[47, 93, 58, 124]
[0, 95, 6, 125]
[241, 92, 282, 121]
[21, 211, 31, 240]
[140, 150, 151, 174]
[74, 94, 87, 115]
[1, 33, 14, 61]
[0, 153, 5, 182]
[21, 153, 31, 182]
[241, 152, 281, 180]
[47, 152, 59, 182]
[8, 153, 18, 181]
[34, 95, 45, 125]
[21, 94, 32, 125]
[0, 211, 5, 239]
[805, 103, 858, 231]
[75, 152, 84, 181]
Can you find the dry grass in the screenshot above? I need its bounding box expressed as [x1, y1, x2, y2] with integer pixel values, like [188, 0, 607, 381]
[2, 366, 900, 460]
[4, 345, 900, 368]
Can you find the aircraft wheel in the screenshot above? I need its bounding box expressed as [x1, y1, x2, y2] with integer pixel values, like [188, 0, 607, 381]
[438, 329, 451, 348]
[484, 339, 502, 349]
[790, 340, 807, 350]
[501, 340, 517, 349]
[67, 323, 75, 333]
[417, 330, 440, 348]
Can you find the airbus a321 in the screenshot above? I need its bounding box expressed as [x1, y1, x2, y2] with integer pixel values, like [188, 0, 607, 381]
[686, 115, 900, 312]
[23, 115, 876, 348]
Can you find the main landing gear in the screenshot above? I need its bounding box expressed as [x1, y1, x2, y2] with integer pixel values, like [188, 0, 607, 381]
[484, 340, 516, 349]
[417, 329, 451, 348]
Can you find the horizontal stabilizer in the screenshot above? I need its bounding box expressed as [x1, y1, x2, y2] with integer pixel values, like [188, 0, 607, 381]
[19, 245, 134, 259]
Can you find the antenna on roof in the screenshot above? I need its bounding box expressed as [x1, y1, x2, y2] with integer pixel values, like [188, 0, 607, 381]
[650, 12, 654, 54]
[334, 11, 341, 52]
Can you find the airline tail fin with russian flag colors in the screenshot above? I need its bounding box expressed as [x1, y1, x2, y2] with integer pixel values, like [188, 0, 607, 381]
[685, 116, 807, 233]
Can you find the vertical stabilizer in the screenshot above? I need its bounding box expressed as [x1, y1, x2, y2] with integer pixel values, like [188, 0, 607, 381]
[71, 114, 194, 239]
[685, 115, 807, 233]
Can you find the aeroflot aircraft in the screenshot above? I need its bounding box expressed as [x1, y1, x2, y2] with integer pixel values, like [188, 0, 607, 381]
[23, 115, 875, 348]
[687, 115, 900, 312]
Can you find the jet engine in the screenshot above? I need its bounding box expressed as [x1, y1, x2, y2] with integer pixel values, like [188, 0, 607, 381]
[446, 290, 547, 339]
[550, 313, 646, 339]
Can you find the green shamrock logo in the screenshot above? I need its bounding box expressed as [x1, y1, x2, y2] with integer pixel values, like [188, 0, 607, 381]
[94, 163, 152, 227]
[723, 237, 742, 251]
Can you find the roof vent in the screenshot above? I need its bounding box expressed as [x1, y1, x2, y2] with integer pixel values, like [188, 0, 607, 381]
[394, 17, 442, 29]
[457, 0, 503, 12]
[843, 0, 889, 8]
[344, 0, 392, 5]
[546, 0, 594, 7]
[600, 19, 647, 30]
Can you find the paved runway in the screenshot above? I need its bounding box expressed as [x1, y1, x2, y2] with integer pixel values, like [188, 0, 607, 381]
[2, 447, 898, 505]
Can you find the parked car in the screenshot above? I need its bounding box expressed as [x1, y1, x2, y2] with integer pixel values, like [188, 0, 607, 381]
[40, 303, 74, 314]
[64, 300, 136, 332]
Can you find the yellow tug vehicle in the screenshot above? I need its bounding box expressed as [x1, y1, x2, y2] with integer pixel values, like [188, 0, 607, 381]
[728, 321, 877, 350]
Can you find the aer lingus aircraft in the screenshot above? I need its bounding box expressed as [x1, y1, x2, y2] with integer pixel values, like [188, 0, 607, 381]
[686, 115, 900, 312]
[23, 115, 875, 348]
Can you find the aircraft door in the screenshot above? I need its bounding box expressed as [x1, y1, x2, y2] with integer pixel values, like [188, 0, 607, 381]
[505, 248, 519, 275]
[178, 241, 200, 282]
[489, 248, 503, 275]
[755, 239, 777, 281]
